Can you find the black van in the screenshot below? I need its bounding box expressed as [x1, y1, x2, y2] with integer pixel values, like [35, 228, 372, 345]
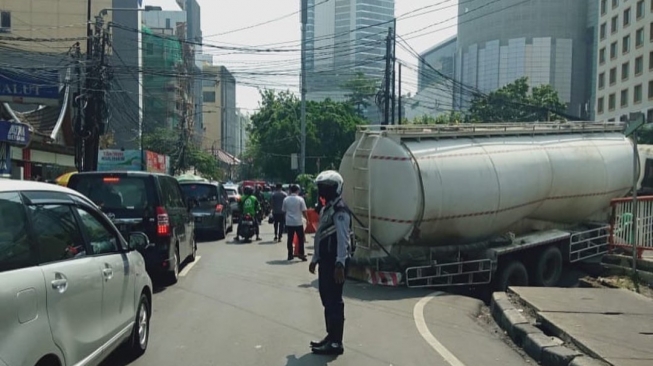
[68, 171, 196, 284]
[179, 181, 233, 239]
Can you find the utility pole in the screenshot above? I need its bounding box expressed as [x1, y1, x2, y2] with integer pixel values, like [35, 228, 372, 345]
[398, 63, 402, 125]
[299, 0, 308, 174]
[391, 18, 396, 125]
[383, 26, 393, 125]
[623, 112, 647, 273]
[73, 42, 83, 171]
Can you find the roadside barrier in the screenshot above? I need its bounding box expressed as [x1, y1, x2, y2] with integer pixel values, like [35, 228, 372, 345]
[609, 195, 653, 259]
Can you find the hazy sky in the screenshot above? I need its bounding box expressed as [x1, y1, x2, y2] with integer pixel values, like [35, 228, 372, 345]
[146, 0, 458, 113]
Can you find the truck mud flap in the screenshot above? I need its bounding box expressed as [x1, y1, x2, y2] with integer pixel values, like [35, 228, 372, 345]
[405, 259, 493, 288]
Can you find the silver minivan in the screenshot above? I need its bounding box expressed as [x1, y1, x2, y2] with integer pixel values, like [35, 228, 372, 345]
[0, 180, 153, 366]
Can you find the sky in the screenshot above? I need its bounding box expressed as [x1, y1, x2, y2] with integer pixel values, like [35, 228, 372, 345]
[146, 0, 458, 114]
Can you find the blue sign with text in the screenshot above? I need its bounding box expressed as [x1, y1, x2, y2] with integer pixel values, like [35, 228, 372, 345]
[0, 120, 31, 147]
[0, 69, 60, 105]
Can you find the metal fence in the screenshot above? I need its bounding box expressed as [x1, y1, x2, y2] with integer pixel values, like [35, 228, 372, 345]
[609, 196, 653, 258]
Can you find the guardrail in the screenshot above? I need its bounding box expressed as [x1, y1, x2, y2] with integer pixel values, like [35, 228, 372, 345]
[609, 196, 653, 259]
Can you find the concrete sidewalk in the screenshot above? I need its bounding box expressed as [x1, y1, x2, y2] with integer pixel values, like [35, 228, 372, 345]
[493, 287, 653, 366]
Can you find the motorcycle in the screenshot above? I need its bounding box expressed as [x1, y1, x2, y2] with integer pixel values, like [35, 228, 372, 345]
[238, 214, 256, 242]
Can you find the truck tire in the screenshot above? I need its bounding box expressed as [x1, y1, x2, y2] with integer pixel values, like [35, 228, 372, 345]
[497, 260, 529, 291]
[533, 246, 563, 287]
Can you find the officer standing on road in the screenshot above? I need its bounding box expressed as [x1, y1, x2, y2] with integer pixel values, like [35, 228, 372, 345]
[308, 170, 351, 355]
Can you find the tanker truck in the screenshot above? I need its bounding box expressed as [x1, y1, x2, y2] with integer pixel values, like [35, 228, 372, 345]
[338, 122, 635, 290]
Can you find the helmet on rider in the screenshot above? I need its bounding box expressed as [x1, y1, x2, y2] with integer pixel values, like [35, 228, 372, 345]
[243, 185, 254, 195]
[315, 170, 344, 202]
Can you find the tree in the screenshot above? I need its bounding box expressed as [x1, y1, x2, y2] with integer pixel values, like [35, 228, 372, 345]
[412, 111, 465, 125]
[246, 89, 366, 181]
[341, 72, 380, 118]
[468, 77, 567, 122]
[142, 127, 222, 180]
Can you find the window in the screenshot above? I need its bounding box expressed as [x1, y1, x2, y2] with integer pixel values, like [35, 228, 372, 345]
[0, 193, 34, 272]
[635, 55, 644, 74]
[613, 0, 619, 9]
[598, 72, 605, 89]
[649, 108, 653, 123]
[160, 177, 185, 208]
[611, 42, 618, 58]
[624, 7, 631, 26]
[621, 89, 629, 107]
[600, 23, 607, 40]
[634, 84, 643, 103]
[28, 205, 85, 264]
[0, 11, 10, 30]
[650, 51, 653, 70]
[636, 28, 645, 47]
[203, 91, 215, 103]
[637, 0, 645, 18]
[600, 47, 606, 64]
[609, 93, 616, 110]
[597, 97, 605, 114]
[601, 0, 607, 14]
[611, 16, 619, 33]
[649, 80, 653, 99]
[180, 183, 219, 203]
[650, 21, 653, 42]
[610, 67, 617, 84]
[622, 35, 630, 53]
[165, 18, 171, 29]
[75, 208, 120, 255]
[622, 62, 630, 80]
[146, 43, 154, 55]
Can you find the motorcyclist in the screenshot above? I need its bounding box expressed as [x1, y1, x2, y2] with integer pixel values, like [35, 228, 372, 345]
[236, 186, 262, 241]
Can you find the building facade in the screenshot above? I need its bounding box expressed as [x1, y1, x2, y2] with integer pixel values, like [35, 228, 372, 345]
[306, 0, 394, 123]
[594, 0, 653, 122]
[176, 0, 203, 143]
[200, 65, 237, 157]
[454, 0, 594, 118]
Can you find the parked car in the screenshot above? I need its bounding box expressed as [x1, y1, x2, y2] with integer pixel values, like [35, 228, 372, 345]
[0, 180, 153, 366]
[179, 181, 233, 239]
[224, 185, 241, 222]
[68, 171, 196, 285]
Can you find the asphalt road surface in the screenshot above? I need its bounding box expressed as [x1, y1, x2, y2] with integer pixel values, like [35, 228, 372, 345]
[103, 222, 533, 366]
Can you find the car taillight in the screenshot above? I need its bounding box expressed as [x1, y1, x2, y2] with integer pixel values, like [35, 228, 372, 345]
[215, 204, 223, 213]
[156, 206, 170, 236]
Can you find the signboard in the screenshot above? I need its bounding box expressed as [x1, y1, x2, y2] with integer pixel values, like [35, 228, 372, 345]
[144, 150, 168, 173]
[0, 120, 31, 147]
[97, 149, 143, 171]
[0, 69, 60, 106]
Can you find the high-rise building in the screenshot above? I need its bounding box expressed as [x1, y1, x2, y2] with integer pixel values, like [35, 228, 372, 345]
[594, 0, 653, 123]
[200, 65, 237, 157]
[454, 0, 594, 118]
[305, 0, 394, 122]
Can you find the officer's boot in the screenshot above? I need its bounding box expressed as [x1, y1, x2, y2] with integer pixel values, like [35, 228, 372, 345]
[310, 313, 331, 348]
[312, 319, 344, 355]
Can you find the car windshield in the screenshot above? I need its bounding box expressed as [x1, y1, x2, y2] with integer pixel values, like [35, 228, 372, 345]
[70, 176, 151, 210]
[180, 184, 218, 202]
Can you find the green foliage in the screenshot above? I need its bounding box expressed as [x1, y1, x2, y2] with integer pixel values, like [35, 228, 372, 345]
[246, 89, 366, 181]
[341, 72, 380, 118]
[468, 77, 567, 122]
[637, 125, 653, 144]
[142, 128, 222, 179]
[296, 173, 316, 207]
[412, 111, 465, 125]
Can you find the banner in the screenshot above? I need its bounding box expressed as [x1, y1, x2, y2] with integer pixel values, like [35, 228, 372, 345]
[97, 149, 143, 171]
[144, 150, 168, 173]
[0, 69, 60, 106]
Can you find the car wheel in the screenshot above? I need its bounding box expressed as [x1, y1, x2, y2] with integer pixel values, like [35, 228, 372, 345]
[189, 237, 197, 262]
[127, 293, 150, 357]
[166, 247, 179, 285]
[217, 218, 226, 240]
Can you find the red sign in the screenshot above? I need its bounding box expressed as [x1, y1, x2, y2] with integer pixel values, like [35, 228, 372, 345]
[145, 150, 167, 173]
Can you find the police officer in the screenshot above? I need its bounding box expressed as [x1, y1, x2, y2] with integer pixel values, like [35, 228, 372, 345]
[308, 170, 351, 355]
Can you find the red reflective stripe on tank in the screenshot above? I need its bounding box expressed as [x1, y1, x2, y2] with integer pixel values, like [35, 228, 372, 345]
[363, 187, 630, 224]
[344, 142, 626, 161]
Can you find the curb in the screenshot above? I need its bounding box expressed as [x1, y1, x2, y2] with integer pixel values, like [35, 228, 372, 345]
[491, 292, 609, 366]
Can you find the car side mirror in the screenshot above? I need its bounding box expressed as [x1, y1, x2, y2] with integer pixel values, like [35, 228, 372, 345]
[128, 232, 151, 251]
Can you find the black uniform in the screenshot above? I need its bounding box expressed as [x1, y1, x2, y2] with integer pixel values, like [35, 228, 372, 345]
[312, 197, 351, 345]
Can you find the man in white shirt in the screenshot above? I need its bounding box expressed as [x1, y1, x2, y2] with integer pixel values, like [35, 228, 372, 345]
[282, 185, 308, 261]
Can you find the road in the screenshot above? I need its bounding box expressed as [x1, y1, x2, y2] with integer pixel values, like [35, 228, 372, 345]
[103, 222, 533, 366]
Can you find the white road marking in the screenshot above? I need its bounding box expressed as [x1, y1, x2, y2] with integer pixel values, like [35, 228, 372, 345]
[179, 256, 201, 277]
[413, 292, 466, 366]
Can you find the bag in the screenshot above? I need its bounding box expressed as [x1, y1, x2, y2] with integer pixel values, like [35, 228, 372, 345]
[268, 214, 274, 224]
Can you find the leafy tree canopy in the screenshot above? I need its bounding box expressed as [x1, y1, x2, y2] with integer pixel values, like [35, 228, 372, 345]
[246, 89, 366, 181]
[341, 72, 380, 118]
[468, 77, 567, 122]
[143, 128, 222, 180]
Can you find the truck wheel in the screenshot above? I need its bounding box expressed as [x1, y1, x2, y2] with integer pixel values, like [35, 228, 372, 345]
[533, 246, 563, 287]
[497, 260, 529, 291]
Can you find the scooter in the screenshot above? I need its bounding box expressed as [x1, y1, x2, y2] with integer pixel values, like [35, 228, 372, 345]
[238, 214, 256, 242]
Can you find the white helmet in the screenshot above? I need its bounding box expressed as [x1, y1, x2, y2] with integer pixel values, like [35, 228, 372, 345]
[315, 170, 344, 196]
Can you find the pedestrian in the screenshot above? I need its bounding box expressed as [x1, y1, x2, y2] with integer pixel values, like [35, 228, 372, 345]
[271, 183, 287, 242]
[309, 170, 351, 355]
[282, 184, 308, 261]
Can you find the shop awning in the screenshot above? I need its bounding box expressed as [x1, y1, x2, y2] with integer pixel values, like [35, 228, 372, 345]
[213, 148, 241, 165]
